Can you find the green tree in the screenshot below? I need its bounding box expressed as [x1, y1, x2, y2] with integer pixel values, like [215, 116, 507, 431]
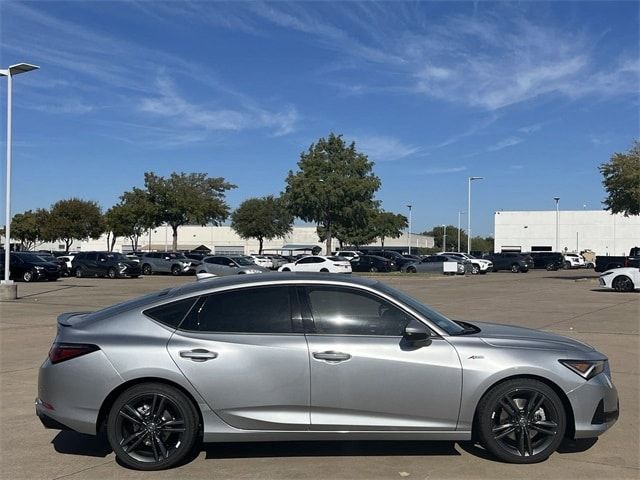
[284, 133, 381, 254]
[48, 198, 104, 251]
[10, 209, 50, 250]
[105, 188, 158, 251]
[424, 225, 467, 251]
[231, 196, 293, 254]
[144, 172, 236, 251]
[373, 211, 408, 249]
[599, 140, 640, 216]
[469, 235, 494, 253]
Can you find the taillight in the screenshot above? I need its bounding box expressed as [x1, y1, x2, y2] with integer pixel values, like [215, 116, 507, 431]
[48, 343, 99, 364]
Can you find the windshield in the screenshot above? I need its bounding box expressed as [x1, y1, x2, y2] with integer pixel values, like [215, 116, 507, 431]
[376, 283, 465, 335]
[231, 256, 255, 266]
[19, 253, 50, 263]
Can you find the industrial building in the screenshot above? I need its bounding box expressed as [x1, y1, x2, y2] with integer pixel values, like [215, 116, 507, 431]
[494, 210, 639, 256]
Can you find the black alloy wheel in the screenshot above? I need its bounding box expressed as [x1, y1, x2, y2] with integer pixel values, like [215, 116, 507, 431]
[545, 263, 555, 271]
[613, 276, 634, 292]
[142, 264, 152, 275]
[107, 267, 117, 279]
[170, 265, 181, 276]
[407, 266, 417, 274]
[477, 379, 565, 463]
[510, 264, 520, 273]
[107, 383, 198, 470]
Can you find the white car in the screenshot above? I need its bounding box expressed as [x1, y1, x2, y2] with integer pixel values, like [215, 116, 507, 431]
[599, 267, 640, 292]
[332, 250, 363, 260]
[247, 255, 273, 269]
[564, 253, 585, 269]
[278, 255, 352, 273]
[439, 252, 492, 275]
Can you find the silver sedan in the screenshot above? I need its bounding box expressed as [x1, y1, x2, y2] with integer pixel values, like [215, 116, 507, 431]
[37, 274, 618, 470]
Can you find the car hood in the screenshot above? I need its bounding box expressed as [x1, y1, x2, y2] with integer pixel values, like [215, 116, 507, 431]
[33, 261, 59, 268]
[469, 321, 595, 353]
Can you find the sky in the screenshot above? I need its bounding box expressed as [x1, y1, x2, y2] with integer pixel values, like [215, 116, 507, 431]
[0, 1, 638, 236]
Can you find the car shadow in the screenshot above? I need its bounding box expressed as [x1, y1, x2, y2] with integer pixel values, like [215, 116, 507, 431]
[543, 275, 598, 281]
[52, 431, 112, 457]
[557, 437, 598, 453]
[590, 288, 638, 294]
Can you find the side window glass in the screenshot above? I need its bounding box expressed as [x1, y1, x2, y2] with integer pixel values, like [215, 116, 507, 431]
[182, 287, 293, 334]
[144, 298, 197, 328]
[306, 287, 412, 336]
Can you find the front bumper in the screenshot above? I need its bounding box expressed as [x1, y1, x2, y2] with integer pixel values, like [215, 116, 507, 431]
[567, 372, 619, 438]
[36, 269, 61, 281]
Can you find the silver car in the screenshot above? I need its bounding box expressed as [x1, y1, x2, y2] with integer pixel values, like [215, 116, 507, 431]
[37, 274, 618, 470]
[403, 254, 471, 274]
[196, 255, 269, 276]
[139, 252, 193, 276]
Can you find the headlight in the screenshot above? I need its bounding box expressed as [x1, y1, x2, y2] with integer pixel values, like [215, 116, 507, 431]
[560, 359, 607, 380]
[34, 266, 44, 270]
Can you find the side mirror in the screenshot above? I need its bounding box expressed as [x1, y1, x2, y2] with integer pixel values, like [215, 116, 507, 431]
[403, 320, 431, 347]
[229, 263, 237, 267]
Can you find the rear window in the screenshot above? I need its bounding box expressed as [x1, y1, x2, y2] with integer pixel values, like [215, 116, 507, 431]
[144, 298, 197, 328]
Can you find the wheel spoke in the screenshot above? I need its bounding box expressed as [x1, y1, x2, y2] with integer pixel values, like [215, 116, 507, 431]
[499, 396, 518, 417]
[527, 392, 545, 418]
[120, 429, 144, 448]
[494, 425, 517, 440]
[517, 427, 526, 456]
[523, 427, 533, 456]
[154, 433, 169, 458]
[119, 409, 142, 425]
[124, 404, 145, 422]
[531, 420, 558, 435]
[154, 396, 166, 420]
[123, 432, 147, 453]
[150, 434, 160, 462]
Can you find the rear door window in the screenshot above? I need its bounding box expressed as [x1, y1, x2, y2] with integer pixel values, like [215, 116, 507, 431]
[144, 298, 198, 328]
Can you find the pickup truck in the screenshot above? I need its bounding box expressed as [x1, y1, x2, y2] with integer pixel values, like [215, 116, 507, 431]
[595, 247, 640, 273]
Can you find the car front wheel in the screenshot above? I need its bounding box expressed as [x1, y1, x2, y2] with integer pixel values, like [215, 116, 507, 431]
[476, 378, 566, 464]
[171, 265, 181, 276]
[510, 264, 520, 273]
[471, 264, 480, 275]
[142, 264, 152, 275]
[107, 267, 117, 279]
[613, 275, 634, 292]
[106, 383, 199, 471]
[22, 269, 35, 282]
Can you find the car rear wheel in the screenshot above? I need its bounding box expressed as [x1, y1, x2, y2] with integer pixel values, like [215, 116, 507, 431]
[407, 266, 417, 274]
[471, 264, 480, 275]
[613, 275, 634, 292]
[107, 267, 117, 279]
[142, 264, 152, 275]
[281, 268, 291, 272]
[171, 265, 181, 276]
[510, 264, 520, 273]
[476, 378, 566, 464]
[319, 268, 329, 273]
[545, 263, 555, 271]
[106, 383, 199, 471]
[22, 269, 35, 282]
[75, 267, 84, 278]
[564, 261, 571, 269]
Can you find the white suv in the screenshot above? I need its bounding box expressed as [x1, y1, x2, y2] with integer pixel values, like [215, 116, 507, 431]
[440, 252, 493, 274]
[564, 253, 585, 269]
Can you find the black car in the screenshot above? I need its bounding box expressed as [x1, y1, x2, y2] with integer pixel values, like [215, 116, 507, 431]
[72, 251, 142, 279]
[528, 252, 565, 271]
[35, 252, 69, 276]
[0, 252, 61, 282]
[483, 252, 534, 273]
[366, 250, 414, 270]
[349, 255, 395, 272]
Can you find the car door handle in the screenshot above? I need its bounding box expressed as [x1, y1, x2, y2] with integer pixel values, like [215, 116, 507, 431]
[313, 351, 351, 362]
[179, 349, 218, 362]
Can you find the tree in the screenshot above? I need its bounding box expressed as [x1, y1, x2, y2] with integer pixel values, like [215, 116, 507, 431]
[373, 211, 408, 249]
[284, 133, 381, 254]
[231, 196, 293, 254]
[599, 140, 640, 216]
[10, 209, 49, 250]
[424, 225, 467, 251]
[48, 198, 104, 251]
[144, 172, 236, 251]
[469, 235, 494, 253]
[105, 188, 158, 251]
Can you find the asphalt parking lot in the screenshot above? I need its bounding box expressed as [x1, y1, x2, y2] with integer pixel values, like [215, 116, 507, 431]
[1, 270, 638, 480]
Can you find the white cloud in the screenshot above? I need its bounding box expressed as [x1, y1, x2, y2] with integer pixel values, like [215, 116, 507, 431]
[487, 137, 524, 152]
[353, 135, 420, 162]
[422, 166, 467, 175]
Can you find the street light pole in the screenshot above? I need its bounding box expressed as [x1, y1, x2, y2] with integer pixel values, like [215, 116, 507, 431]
[442, 224, 447, 252]
[0, 64, 39, 292]
[467, 176, 483, 254]
[406, 204, 412, 255]
[554, 197, 560, 251]
[457, 211, 466, 252]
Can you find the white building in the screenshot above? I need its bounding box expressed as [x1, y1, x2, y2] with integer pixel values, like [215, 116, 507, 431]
[494, 210, 639, 256]
[30, 225, 434, 254]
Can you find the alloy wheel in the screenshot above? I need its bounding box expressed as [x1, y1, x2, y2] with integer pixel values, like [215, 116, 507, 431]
[613, 276, 633, 292]
[491, 389, 559, 458]
[115, 393, 186, 464]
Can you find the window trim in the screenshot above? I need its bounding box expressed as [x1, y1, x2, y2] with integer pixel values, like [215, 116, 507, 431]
[300, 284, 436, 338]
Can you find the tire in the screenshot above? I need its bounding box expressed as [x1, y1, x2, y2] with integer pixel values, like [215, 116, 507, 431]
[281, 268, 291, 272]
[471, 264, 480, 275]
[476, 378, 566, 464]
[510, 264, 520, 273]
[492, 268, 499, 273]
[564, 261, 571, 270]
[407, 266, 417, 274]
[107, 267, 117, 279]
[369, 266, 378, 273]
[319, 268, 329, 273]
[22, 269, 35, 282]
[612, 275, 634, 292]
[106, 383, 199, 471]
[171, 265, 181, 276]
[142, 264, 152, 275]
[75, 266, 84, 278]
[545, 263, 555, 271]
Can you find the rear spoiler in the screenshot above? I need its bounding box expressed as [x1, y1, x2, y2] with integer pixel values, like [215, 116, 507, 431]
[57, 311, 93, 327]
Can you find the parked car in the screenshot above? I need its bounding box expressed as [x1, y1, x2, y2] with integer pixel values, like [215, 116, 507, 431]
[564, 253, 585, 269]
[402, 254, 470, 275]
[440, 252, 492, 275]
[366, 250, 414, 271]
[72, 252, 141, 279]
[37, 273, 618, 470]
[349, 254, 395, 272]
[332, 250, 363, 260]
[196, 255, 268, 276]
[598, 267, 639, 292]
[0, 252, 60, 282]
[139, 252, 194, 276]
[57, 254, 78, 275]
[264, 254, 288, 270]
[595, 247, 640, 273]
[278, 255, 352, 273]
[529, 252, 565, 271]
[483, 253, 534, 273]
[36, 252, 70, 276]
[247, 255, 273, 269]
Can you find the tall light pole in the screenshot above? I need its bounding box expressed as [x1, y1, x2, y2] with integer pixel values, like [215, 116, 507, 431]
[554, 197, 560, 252]
[406, 204, 412, 255]
[442, 224, 447, 252]
[467, 176, 483, 254]
[1, 63, 39, 294]
[457, 211, 466, 252]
